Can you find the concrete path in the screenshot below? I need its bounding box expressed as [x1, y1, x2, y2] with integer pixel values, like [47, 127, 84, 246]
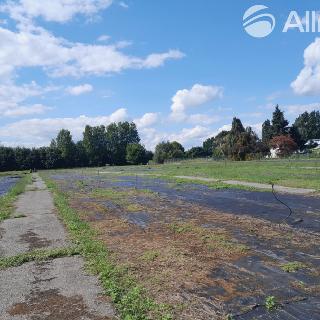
[0, 174, 117, 320]
[174, 175, 317, 195]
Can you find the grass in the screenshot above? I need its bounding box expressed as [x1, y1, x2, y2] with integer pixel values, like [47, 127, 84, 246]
[0, 174, 32, 222]
[281, 261, 307, 273]
[94, 158, 320, 191]
[41, 174, 173, 320]
[0, 246, 79, 269]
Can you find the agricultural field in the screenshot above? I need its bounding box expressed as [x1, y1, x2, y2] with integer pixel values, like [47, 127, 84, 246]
[98, 158, 320, 191]
[41, 165, 320, 320]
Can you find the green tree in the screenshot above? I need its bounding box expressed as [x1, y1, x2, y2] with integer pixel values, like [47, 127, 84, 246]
[186, 147, 206, 159]
[213, 131, 230, 159]
[106, 122, 140, 165]
[53, 129, 76, 167]
[293, 110, 320, 144]
[83, 125, 108, 166]
[44, 146, 63, 169]
[169, 141, 185, 159]
[126, 143, 148, 165]
[202, 137, 215, 156]
[0, 147, 16, 171]
[227, 118, 245, 160]
[289, 125, 303, 149]
[271, 105, 289, 136]
[14, 147, 32, 170]
[154, 141, 185, 164]
[74, 141, 88, 167]
[262, 119, 273, 144]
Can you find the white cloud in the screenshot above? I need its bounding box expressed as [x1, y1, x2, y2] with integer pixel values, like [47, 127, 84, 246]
[267, 91, 283, 101]
[248, 122, 263, 136]
[139, 125, 215, 151]
[187, 113, 222, 125]
[97, 34, 110, 42]
[1, 0, 113, 24]
[239, 112, 264, 118]
[170, 84, 223, 121]
[169, 126, 212, 145]
[66, 84, 93, 96]
[291, 38, 320, 95]
[0, 81, 56, 117]
[0, 25, 184, 78]
[134, 112, 159, 128]
[108, 107, 128, 122]
[119, 1, 129, 9]
[0, 108, 128, 147]
[142, 50, 185, 69]
[1, 104, 51, 117]
[283, 103, 320, 115]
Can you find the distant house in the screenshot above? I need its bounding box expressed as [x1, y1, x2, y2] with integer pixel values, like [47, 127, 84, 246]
[269, 148, 279, 159]
[305, 139, 320, 150]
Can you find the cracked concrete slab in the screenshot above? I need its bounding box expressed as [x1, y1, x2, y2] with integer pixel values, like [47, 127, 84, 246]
[0, 257, 116, 320]
[0, 175, 69, 257]
[0, 174, 117, 319]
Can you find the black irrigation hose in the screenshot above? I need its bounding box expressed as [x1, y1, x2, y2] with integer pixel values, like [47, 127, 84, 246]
[271, 183, 293, 225]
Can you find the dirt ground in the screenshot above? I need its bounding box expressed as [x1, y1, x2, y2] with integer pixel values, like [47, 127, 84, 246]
[51, 172, 320, 319]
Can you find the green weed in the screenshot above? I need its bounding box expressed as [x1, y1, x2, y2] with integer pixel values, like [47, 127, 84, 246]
[281, 261, 306, 273]
[265, 296, 277, 311]
[0, 246, 79, 269]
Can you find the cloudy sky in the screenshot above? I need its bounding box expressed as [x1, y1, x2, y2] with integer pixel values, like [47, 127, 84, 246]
[0, 0, 319, 150]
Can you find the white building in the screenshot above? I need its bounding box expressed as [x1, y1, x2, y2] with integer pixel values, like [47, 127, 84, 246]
[305, 139, 320, 149]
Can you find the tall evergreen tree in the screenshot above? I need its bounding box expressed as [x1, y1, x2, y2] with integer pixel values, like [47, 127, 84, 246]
[271, 105, 289, 136]
[230, 117, 245, 135]
[262, 119, 273, 144]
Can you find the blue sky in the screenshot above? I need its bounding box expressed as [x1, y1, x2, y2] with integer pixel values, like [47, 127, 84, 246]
[0, 0, 319, 149]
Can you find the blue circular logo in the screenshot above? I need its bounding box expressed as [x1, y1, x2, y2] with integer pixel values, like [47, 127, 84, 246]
[243, 5, 275, 38]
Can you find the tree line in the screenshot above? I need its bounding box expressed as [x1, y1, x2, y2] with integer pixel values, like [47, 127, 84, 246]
[0, 122, 153, 171]
[0, 106, 319, 171]
[154, 106, 320, 162]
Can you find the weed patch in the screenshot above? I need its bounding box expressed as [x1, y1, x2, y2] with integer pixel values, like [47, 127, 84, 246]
[0, 246, 79, 269]
[281, 261, 307, 273]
